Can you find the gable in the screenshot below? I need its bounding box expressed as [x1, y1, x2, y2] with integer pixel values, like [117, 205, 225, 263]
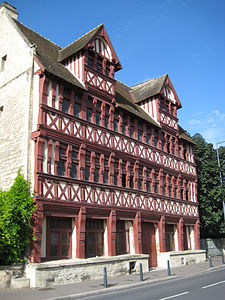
[162, 76, 181, 108]
[58, 24, 121, 70]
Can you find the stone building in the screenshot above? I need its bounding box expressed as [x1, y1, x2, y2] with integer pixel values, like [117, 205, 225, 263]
[0, 1, 205, 287]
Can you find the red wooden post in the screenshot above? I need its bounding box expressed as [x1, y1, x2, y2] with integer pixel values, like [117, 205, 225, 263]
[194, 219, 200, 250]
[159, 216, 166, 252]
[76, 207, 86, 258]
[108, 210, 116, 256]
[178, 218, 184, 251]
[133, 212, 142, 254]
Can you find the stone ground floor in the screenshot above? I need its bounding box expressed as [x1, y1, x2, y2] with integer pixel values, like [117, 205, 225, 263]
[31, 204, 202, 271]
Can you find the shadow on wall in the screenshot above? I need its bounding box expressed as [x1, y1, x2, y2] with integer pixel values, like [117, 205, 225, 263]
[200, 238, 225, 257]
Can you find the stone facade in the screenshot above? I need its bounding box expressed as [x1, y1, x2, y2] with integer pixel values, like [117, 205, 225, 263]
[0, 4, 34, 189]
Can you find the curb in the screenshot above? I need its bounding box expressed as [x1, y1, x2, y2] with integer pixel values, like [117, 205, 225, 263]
[46, 263, 225, 300]
[46, 275, 180, 300]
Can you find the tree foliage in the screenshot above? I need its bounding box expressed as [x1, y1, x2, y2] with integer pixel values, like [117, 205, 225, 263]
[0, 171, 36, 265]
[192, 133, 225, 238]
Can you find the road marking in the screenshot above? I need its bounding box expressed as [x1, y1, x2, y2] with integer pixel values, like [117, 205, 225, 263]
[159, 291, 189, 300]
[202, 280, 225, 289]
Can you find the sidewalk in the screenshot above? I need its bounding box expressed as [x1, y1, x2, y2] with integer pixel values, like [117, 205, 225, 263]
[0, 256, 224, 300]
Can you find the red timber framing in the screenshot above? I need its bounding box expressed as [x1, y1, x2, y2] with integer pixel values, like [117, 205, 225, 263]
[30, 25, 200, 264]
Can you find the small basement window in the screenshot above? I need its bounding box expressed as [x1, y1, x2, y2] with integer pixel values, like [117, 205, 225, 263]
[0, 106, 3, 118]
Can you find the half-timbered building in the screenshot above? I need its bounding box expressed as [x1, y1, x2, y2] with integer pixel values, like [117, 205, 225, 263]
[0, 2, 205, 285]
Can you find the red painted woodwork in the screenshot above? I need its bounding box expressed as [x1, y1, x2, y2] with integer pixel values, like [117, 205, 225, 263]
[133, 212, 142, 254]
[107, 210, 116, 256]
[177, 218, 184, 251]
[37, 105, 197, 176]
[141, 222, 157, 268]
[76, 207, 86, 258]
[30, 25, 200, 263]
[159, 216, 166, 252]
[194, 219, 200, 250]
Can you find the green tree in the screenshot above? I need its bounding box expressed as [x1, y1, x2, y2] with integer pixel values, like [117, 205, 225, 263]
[192, 133, 225, 238]
[0, 171, 36, 265]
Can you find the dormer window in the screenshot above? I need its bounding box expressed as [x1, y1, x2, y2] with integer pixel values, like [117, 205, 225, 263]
[88, 52, 94, 68]
[96, 56, 103, 73]
[105, 62, 110, 77]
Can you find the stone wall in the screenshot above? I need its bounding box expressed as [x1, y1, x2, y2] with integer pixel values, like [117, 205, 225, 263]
[157, 250, 206, 269]
[25, 254, 149, 288]
[0, 8, 34, 190]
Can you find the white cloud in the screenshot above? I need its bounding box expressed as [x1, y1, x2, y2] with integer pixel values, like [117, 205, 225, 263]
[188, 119, 201, 125]
[186, 109, 225, 146]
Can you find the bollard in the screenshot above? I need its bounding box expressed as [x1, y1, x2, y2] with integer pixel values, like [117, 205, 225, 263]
[209, 255, 213, 268]
[222, 252, 225, 264]
[140, 263, 144, 281]
[167, 260, 171, 276]
[104, 266, 108, 288]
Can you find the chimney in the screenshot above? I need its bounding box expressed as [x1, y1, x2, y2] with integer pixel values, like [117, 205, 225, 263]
[0, 2, 18, 19]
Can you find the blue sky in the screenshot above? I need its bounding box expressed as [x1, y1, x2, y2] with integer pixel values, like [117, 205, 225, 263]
[9, 0, 225, 146]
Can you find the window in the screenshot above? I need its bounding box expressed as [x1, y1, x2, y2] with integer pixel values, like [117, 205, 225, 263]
[114, 160, 119, 186]
[105, 62, 110, 76]
[57, 147, 66, 176]
[162, 175, 166, 195]
[116, 221, 129, 255]
[47, 217, 72, 259]
[146, 132, 150, 145]
[96, 111, 101, 125]
[88, 51, 94, 68]
[1, 55, 7, 72]
[154, 172, 159, 194]
[62, 99, 70, 114]
[138, 168, 142, 190]
[114, 111, 119, 132]
[62, 88, 71, 114]
[96, 57, 103, 73]
[130, 125, 134, 138]
[74, 103, 80, 118]
[70, 150, 78, 178]
[146, 169, 151, 192]
[94, 156, 99, 182]
[103, 158, 108, 184]
[154, 136, 158, 148]
[85, 153, 90, 180]
[86, 219, 104, 258]
[105, 104, 110, 128]
[86, 97, 93, 122]
[165, 224, 174, 252]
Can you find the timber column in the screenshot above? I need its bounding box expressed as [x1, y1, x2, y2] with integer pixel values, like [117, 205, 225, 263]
[133, 212, 142, 253]
[159, 215, 166, 252]
[108, 210, 116, 256]
[194, 219, 200, 250]
[177, 218, 184, 251]
[76, 207, 86, 258]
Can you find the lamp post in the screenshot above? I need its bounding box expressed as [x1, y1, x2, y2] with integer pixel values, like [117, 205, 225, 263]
[216, 140, 225, 221]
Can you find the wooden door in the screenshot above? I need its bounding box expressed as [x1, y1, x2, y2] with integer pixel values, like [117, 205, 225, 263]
[141, 222, 157, 268]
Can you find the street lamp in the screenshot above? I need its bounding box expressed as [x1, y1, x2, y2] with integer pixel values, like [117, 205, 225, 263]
[216, 140, 225, 221]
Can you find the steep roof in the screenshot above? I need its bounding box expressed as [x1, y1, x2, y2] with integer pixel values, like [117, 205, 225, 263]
[13, 19, 85, 89]
[178, 125, 195, 144]
[131, 74, 168, 103]
[58, 24, 103, 62]
[11, 16, 193, 143]
[115, 81, 160, 128]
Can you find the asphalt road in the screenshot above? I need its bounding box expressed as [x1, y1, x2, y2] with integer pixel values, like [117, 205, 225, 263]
[85, 268, 225, 300]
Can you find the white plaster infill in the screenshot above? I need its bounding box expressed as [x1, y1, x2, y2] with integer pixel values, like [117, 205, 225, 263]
[25, 254, 149, 288]
[157, 250, 206, 269]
